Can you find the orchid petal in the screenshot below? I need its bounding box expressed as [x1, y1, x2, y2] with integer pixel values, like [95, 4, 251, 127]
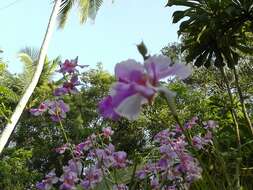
[144, 55, 172, 82]
[115, 94, 145, 120]
[115, 59, 145, 83]
[161, 63, 192, 80]
[98, 96, 120, 120]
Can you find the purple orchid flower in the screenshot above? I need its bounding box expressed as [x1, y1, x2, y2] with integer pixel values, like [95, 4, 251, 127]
[184, 116, 198, 129]
[36, 169, 58, 190]
[102, 127, 114, 138]
[59, 171, 78, 190]
[112, 151, 128, 168]
[30, 100, 70, 122]
[99, 55, 191, 120]
[192, 135, 205, 150]
[59, 159, 82, 190]
[30, 102, 48, 116]
[47, 100, 70, 122]
[81, 167, 103, 190]
[55, 143, 70, 154]
[150, 177, 160, 190]
[113, 184, 129, 190]
[54, 75, 80, 96]
[205, 120, 218, 129]
[58, 57, 88, 74]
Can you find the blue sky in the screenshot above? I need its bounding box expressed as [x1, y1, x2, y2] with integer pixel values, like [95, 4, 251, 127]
[0, 0, 181, 74]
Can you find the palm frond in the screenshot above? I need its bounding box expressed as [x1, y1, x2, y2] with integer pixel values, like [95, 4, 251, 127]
[17, 47, 39, 91]
[88, 0, 103, 20]
[16, 47, 59, 93]
[58, 0, 75, 28]
[38, 56, 60, 84]
[19, 47, 39, 61]
[58, 0, 103, 28]
[79, 0, 90, 24]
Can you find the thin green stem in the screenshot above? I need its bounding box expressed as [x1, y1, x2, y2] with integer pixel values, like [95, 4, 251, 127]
[57, 115, 69, 144]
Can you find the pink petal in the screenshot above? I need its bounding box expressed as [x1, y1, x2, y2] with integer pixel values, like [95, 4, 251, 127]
[162, 63, 192, 80]
[144, 55, 172, 83]
[144, 55, 192, 82]
[115, 59, 145, 83]
[115, 94, 145, 120]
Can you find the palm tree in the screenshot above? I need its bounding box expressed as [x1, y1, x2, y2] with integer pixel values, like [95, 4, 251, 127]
[0, 48, 59, 132]
[166, 0, 253, 133]
[16, 47, 59, 94]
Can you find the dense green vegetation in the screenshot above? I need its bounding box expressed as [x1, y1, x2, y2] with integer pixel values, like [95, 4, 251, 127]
[0, 0, 253, 189]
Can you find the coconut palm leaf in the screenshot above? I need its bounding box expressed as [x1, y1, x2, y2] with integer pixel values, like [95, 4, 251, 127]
[16, 47, 59, 93]
[58, 0, 103, 28]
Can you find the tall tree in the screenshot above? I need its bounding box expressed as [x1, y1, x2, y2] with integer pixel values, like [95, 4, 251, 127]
[166, 0, 253, 133]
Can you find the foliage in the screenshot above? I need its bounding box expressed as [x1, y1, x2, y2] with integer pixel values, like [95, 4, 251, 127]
[0, 148, 41, 190]
[1, 1, 253, 190]
[166, 0, 253, 68]
[58, 0, 103, 28]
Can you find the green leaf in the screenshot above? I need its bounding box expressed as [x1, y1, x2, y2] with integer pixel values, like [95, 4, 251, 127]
[172, 10, 186, 23]
[197, 25, 207, 43]
[166, 0, 199, 8]
[0, 86, 19, 102]
[204, 51, 213, 68]
[236, 44, 253, 55]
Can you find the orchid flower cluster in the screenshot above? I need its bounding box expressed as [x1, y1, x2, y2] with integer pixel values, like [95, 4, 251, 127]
[99, 55, 191, 121]
[54, 57, 87, 96]
[30, 57, 87, 122]
[33, 53, 217, 190]
[30, 100, 70, 122]
[36, 127, 129, 190]
[136, 118, 217, 190]
[36, 119, 216, 190]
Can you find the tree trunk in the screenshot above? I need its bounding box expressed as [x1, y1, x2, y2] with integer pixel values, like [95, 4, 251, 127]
[0, 0, 62, 154]
[220, 67, 241, 144]
[232, 65, 253, 135]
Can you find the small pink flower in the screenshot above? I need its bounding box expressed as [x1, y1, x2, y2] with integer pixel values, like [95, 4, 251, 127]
[192, 135, 204, 150]
[55, 143, 70, 154]
[30, 102, 48, 116]
[112, 151, 128, 168]
[206, 120, 218, 129]
[150, 177, 160, 189]
[102, 127, 114, 138]
[47, 100, 70, 122]
[54, 75, 80, 96]
[113, 184, 128, 190]
[58, 57, 88, 74]
[36, 169, 58, 190]
[81, 167, 103, 190]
